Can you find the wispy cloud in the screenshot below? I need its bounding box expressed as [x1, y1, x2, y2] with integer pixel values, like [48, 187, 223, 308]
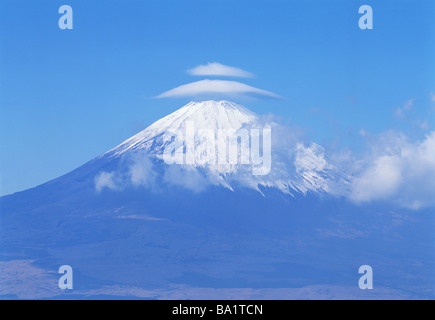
[94, 156, 157, 192]
[95, 171, 118, 192]
[156, 79, 280, 99]
[188, 62, 254, 78]
[129, 156, 156, 187]
[394, 98, 415, 118]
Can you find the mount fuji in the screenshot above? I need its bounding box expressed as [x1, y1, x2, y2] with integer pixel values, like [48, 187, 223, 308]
[99, 100, 336, 195]
[0, 100, 434, 299]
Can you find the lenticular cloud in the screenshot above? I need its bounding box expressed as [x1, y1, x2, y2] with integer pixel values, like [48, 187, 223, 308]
[188, 62, 254, 78]
[156, 79, 280, 99]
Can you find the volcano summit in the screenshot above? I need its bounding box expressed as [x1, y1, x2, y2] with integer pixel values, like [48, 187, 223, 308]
[0, 100, 434, 299]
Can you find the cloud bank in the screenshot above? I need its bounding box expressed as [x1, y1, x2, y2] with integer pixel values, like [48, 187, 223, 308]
[95, 108, 435, 210]
[349, 131, 435, 209]
[156, 79, 280, 99]
[95, 130, 435, 209]
[188, 62, 254, 78]
[95, 156, 157, 193]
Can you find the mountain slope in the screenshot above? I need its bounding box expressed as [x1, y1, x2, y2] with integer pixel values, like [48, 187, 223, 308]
[0, 100, 434, 299]
[107, 100, 258, 157]
[93, 100, 338, 195]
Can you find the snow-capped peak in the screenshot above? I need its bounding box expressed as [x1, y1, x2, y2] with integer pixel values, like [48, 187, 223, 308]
[107, 100, 258, 157]
[102, 100, 336, 196]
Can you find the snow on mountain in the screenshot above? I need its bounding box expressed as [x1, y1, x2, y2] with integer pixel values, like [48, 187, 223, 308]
[98, 100, 338, 195]
[106, 100, 257, 157]
[1, 103, 433, 300]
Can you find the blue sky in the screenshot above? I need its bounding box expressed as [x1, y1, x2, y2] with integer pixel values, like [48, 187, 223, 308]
[0, 0, 434, 196]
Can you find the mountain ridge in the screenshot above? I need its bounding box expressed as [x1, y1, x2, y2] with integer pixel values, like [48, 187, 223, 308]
[0, 101, 433, 299]
[93, 100, 336, 195]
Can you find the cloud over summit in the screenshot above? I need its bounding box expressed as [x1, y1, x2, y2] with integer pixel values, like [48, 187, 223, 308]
[188, 62, 254, 78]
[156, 79, 280, 99]
[156, 62, 280, 99]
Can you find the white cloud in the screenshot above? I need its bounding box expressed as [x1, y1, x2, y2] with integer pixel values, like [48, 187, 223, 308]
[95, 171, 118, 192]
[94, 156, 158, 192]
[129, 156, 156, 187]
[349, 131, 435, 209]
[350, 155, 403, 201]
[156, 79, 280, 99]
[163, 165, 210, 193]
[188, 62, 254, 78]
